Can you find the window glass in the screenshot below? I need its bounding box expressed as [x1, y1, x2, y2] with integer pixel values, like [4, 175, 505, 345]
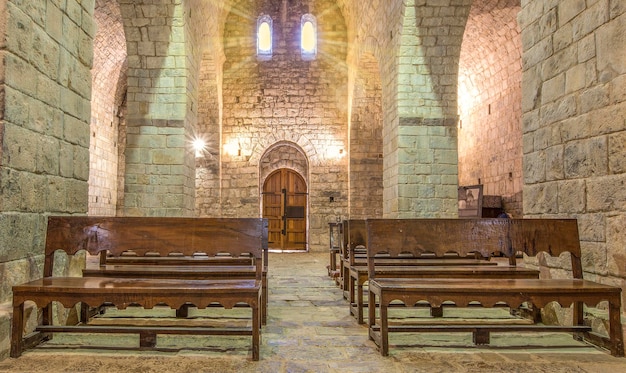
[257, 16, 272, 59]
[258, 22, 271, 52]
[301, 21, 315, 53]
[301, 15, 317, 60]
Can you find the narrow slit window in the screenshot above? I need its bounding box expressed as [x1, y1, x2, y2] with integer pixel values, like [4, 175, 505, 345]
[257, 15, 272, 60]
[301, 14, 317, 60]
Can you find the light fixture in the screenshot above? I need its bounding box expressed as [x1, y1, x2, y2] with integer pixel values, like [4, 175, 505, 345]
[224, 140, 241, 157]
[192, 138, 206, 157]
[326, 145, 345, 159]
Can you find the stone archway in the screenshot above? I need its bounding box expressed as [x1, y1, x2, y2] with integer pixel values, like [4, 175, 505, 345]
[260, 142, 310, 251]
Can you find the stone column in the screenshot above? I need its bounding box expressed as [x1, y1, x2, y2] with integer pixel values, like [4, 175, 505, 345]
[519, 0, 626, 308]
[0, 0, 94, 359]
[118, 0, 195, 216]
[384, 0, 471, 218]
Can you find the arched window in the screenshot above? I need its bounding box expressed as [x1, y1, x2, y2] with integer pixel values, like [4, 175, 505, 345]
[301, 14, 317, 60]
[257, 15, 272, 60]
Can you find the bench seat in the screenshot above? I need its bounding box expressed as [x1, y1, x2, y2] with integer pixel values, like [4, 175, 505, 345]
[13, 277, 260, 308]
[104, 256, 253, 265]
[349, 264, 539, 324]
[83, 264, 268, 324]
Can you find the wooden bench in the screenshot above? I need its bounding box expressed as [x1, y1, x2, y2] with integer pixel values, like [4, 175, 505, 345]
[342, 220, 528, 324]
[11, 216, 268, 360]
[366, 218, 624, 357]
[84, 240, 269, 325]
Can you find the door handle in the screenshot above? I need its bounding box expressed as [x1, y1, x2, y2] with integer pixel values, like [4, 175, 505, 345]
[281, 188, 287, 235]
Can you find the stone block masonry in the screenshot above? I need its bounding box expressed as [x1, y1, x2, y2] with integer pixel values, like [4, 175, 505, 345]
[209, 0, 350, 250]
[0, 0, 95, 359]
[0, 0, 93, 283]
[519, 0, 626, 308]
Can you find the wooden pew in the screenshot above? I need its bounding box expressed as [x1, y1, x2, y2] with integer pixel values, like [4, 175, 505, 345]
[342, 220, 524, 324]
[85, 239, 269, 325]
[11, 216, 268, 360]
[366, 218, 624, 357]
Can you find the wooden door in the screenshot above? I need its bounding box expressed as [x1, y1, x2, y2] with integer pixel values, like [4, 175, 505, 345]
[262, 169, 307, 251]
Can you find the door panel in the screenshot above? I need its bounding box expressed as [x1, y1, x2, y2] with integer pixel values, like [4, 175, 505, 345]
[262, 169, 308, 251]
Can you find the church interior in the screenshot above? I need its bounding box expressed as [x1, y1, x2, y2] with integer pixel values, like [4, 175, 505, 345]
[0, 0, 625, 367]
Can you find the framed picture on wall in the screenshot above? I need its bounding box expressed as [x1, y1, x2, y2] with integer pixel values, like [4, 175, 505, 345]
[458, 184, 483, 218]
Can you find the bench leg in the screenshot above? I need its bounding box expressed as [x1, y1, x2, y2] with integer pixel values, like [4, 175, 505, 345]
[380, 302, 389, 356]
[609, 300, 625, 357]
[473, 329, 490, 345]
[573, 301, 583, 326]
[571, 301, 584, 342]
[262, 276, 267, 325]
[11, 302, 24, 358]
[368, 290, 376, 340]
[176, 304, 190, 318]
[431, 306, 443, 318]
[43, 303, 52, 327]
[356, 280, 365, 324]
[252, 298, 260, 361]
[342, 264, 350, 295]
[348, 274, 355, 305]
[140, 332, 157, 348]
[80, 302, 90, 323]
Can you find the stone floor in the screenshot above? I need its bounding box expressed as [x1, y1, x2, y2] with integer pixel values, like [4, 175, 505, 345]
[1, 252, 625, 373]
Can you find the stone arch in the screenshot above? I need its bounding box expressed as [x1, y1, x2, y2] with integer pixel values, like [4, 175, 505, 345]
[355, 36, 383, 72]
[400, 1, 472, 119]
[258, 141, 310, 242]
[251, 132, 317, 168]
[90, 0, 127, 216]
[259, 141, 310, 187]
[117, 0, 181, 121]
[458, 0, 523, 216]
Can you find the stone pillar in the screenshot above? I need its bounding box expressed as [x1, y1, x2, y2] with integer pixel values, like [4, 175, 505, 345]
[118, 0, 195, 216]
[519, 0, 626, 309]
[0, 0, 94, 359]
[384, 0, 471, 218]
[394, 118, 459, 218]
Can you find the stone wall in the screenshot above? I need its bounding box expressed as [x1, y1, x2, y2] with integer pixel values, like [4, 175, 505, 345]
[0, 0, 94, 359]
[203, 0, 349, 251]
[192, 0, 226, 217]
[195, 53, 222, 216]
[349, 53, 383, 219]
[519, 0, 626, 307]
[458, 0, 523, 217]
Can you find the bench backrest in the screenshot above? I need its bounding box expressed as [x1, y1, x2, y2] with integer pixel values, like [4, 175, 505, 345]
[365, 218, 582, 279]
[342, 219, 367, 265]
[44, 216, 269, 278]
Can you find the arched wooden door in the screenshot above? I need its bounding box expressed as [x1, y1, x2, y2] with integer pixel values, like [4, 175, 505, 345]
[262, 169, 308, 251]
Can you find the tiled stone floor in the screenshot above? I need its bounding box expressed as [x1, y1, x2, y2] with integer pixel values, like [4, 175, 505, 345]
[1, 252, 625, 372]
